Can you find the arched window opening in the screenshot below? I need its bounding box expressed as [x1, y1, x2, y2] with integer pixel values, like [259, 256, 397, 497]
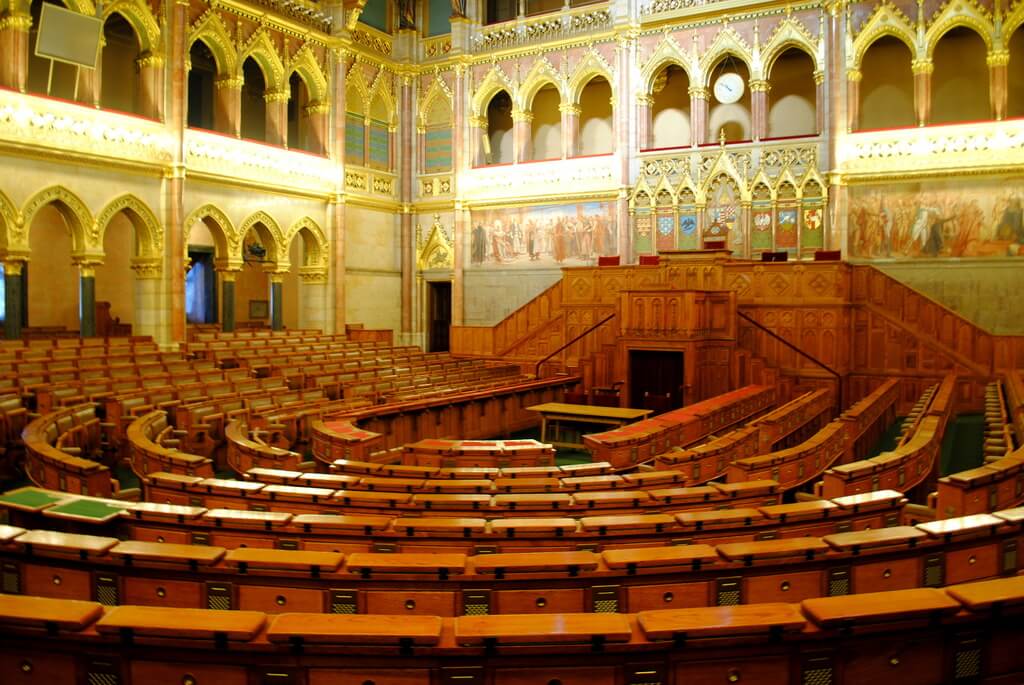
[368, 95, 391, 170]
[100, 13, 141, 114]
[187, 40, 217, 130]
[287, 72, 311, 151]
[931, 26, 990, 124]
[1010, 29, 1024, 118]
[345, 85, 366, 166]
[485, 91, 513, 165]
[767, 47, 816, 138]
[650, 64, 691, 149]
[240, 57, 267, 142]
[859, 36, 914, 130]
[423, 94, 453, 173]
[578, 77, 612, 156]
[530, 84, 561, 161]
[707, 57, 752, 143]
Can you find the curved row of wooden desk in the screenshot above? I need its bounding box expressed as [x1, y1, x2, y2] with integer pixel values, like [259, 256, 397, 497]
[2, 575, 1024, 684]
[0, 502, 1018, 616]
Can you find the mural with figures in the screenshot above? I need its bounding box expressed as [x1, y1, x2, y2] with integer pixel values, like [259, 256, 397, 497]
[849, 179, 1024, 259]
[468, 202, 616, 268]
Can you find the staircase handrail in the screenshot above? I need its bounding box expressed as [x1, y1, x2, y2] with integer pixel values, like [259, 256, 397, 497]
[737, 310, 843, 408]
[534, 313, 616, 377]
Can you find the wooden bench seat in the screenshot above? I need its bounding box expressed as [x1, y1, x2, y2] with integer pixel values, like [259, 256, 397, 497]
[333, 490, 411, 507]
[493, 477, 561, 493]
[916, 513, 1006, 542]
[570, 490, 650, 509]
[491, 493, 573, 510]
[261, 484, 335, 503]
[411, 493, 491, 510]
[831, 489, 906, 513]
[621, 470, 684, 487]
[267, 613, 443, 646]
[558, 462, 613, 477]
[197, 478, 266, 496]
[638, 603, 805, 640]
[420, 478, 493, 493]
[647, 485, 718, 504]
[436, 466, 501, 480]
[123, 501, 207, 522]
[245, 467, 304, 483]
[96, 605, 266, 641]
[560, 474, 623, 490]
[454, 612, 631, 646]
[355, 476, 426, 493]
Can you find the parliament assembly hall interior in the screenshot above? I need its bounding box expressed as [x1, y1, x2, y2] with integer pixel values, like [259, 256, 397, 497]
[2, 0, 1024, 681]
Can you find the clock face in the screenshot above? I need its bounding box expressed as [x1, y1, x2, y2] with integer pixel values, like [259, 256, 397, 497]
[714, 73, 745, 104]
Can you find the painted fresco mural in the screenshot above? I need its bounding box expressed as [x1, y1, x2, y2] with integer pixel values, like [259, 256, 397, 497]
[850, 179, 1024, 259]
[468, 202, 616, 267]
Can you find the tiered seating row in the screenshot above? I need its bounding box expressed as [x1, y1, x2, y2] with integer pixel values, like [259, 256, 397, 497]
[0, 504, 1016, 615]
[582, 385, 777, 468]
[401, 438, 556, 469]
[820, 374, 956, 498]
[22, 404, 121, 498]
[2, 576, 1024, 683]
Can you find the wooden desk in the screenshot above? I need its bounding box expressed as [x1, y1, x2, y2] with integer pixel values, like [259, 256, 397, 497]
[802, 588, 960, 628]
[946, 575, 1024, 611]
[526, 402, 653, 449]
[96, 605, 265, 641]
[224, 548, 344, 574]
[267, 613, 442, 645]
[455, 612, 631, 646]
[638, 603, 805, 640]
[0, 594, 103, 631]
[111, 540, 226, 567]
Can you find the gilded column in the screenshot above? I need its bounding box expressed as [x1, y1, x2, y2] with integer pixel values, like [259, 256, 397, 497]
[560, 103, 580, 158]
[3, 259, 26, 340]
[988, 50, 1009, 121]
[269, 272, 285, 330]
[845, 69, 860, 132]
[265, 89, 290, 147]
[77, 260, 101, 337]
[130, 260, 163, 341]
[636, 95, 652, 150]
[218, 269, 238, 332]
[689, 86, 708, 146]
[511, 108, 532, 163]
[739, 201, 752, 259]
[750, 79, 769, 140]
[911, 59, 932, 127]
[215, 76, 243, 137]
[138, 52, 165, 120]
[0, 11, 31, 92]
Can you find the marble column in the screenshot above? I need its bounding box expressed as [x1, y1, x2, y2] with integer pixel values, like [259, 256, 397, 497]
[138, 52, 165, 120]
[399, 75, 414, 336]
[215, 76, 243, 136]
[3, 259, 25, 340]
[560, 103, 580, 158]
[130, 260, 162, 341]
[470, 116, 488, 166]
[167, 0, 188, 344]
[988, 50, 1009, 121]
[0, 12, 31, 92]
[331, 49, 348, 335]
[78, 262, 99, 337]
[265, 89, 290, 146]
[298, 270, 328, 330]
[750, 80, 769, 140]
[846, 69, 860, 132]
[689, 86, 709, 145]
[329, 196, 346, 334]
[219, 269, 237, 332]
[637, 95, 652, 149]
[270, 272, 284, 330]
[306, 102, 329, 154]
[814, 71, 825, 135]
[912, 60, 932, 127]
[511, 109, 532, 163]
[451, 64, 468, 326]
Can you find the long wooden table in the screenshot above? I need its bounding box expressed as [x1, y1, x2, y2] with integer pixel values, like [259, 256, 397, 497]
[526, 403, 653, 450]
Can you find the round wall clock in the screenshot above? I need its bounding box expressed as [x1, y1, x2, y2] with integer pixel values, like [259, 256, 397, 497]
[714, 73, 745, 104]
